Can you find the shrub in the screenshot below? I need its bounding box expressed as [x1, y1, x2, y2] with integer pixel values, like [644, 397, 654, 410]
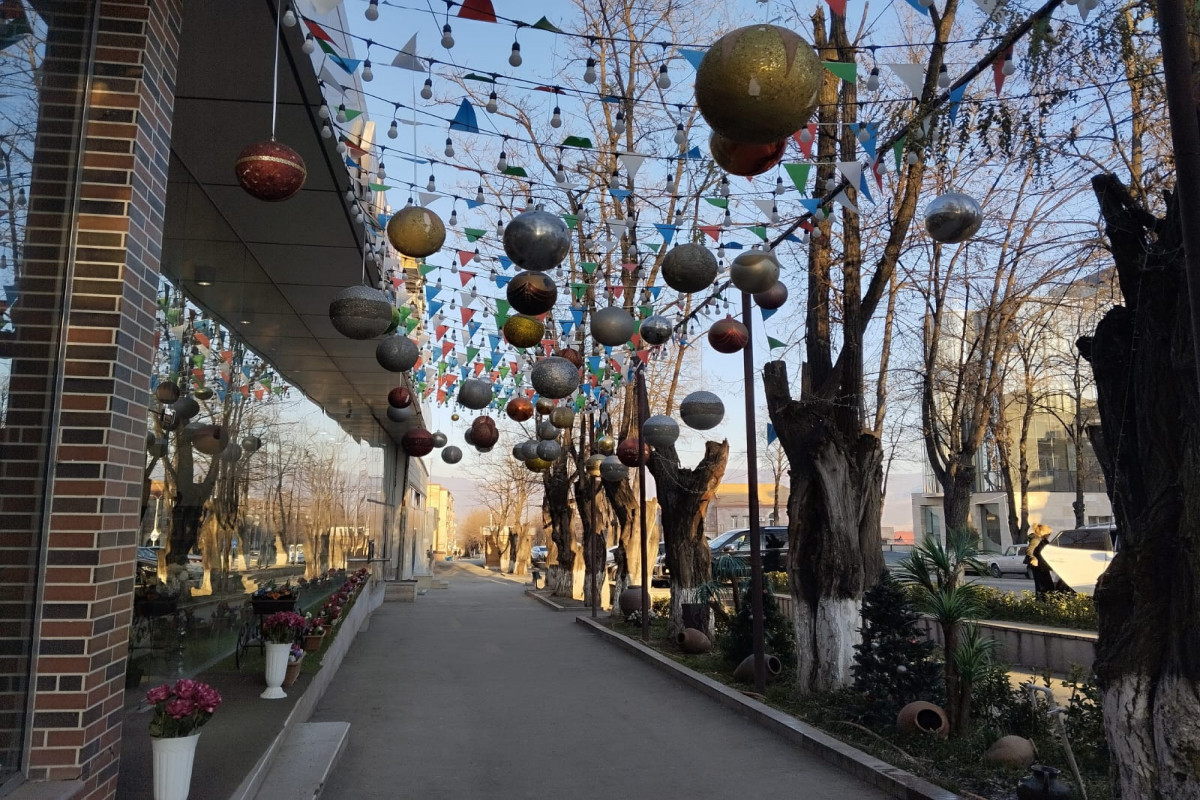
[976, 587, 1097, 630]
[718, 583, 795, 668]
[651, 596, 671, 618]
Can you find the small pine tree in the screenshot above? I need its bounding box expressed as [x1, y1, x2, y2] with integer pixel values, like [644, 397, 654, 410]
[718, 583, 796, 669]
[851, 571, 943, 722]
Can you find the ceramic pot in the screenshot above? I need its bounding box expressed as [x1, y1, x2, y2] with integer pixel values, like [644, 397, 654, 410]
[1016, 765, 1073, 800]
[261, 642, 290, 699]
[151, 732, 200, 800]
[732, 653, 783, 683]
[896, 700, 950, 738]
[303, 633, 325, 652]
[618, 586, 643, 617]
[283, 657, 303, 688]
[676, 628, 712, 654]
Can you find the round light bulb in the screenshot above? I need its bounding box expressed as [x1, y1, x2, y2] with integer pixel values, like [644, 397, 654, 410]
[441, 24, 454, 49]
[421, 78, 433, 100]
[673, 123, 686, 146]
[1002, 59, 1016, 76]
[387, 119, 398, 138]
[867, 67, 879, 91]
[825, 177, 839, 192]
[906, 151, 920, 165]
[336, 104, 347, 122]
[449, 209, 458, 226]
[774, 176, 785, 195]
[858, 127, 870, 143]
[282, 9, 297, 27]
[812, 227, 822, 239]
[584, 57, 597, 84]
[361, 60, 373, 82]
[336, 141, 347, 155]
[427, 175, 436, 192]
[318, 103, 330, 120]
[302, 34, 315, 54]
[377, 162, 387, 180]
[497, 151, 507, 171]
[365, 0, 379, 20]
[556, 165, 567, 184]
[509, 42, 522, 67]
[613, 111, 625, 135]
[476, 186, 484, 204]
[321, 124, 333, 138]
[444, 138, 455, 157]
[551, 107, 562, 128]
[657, 64, 671, 89]
[937, 64, 950, 88]
[487, 92, 498, 113]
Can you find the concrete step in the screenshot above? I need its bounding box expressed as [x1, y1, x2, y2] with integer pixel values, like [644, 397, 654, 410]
[252, 721, 350, 800]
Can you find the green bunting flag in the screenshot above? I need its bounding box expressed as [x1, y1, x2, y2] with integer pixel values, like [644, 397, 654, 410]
[466, 347, 480, 363]
[571, 283, 588, 301]
[405, 319, 419, 335]
[783, 163, 811, 195]
[705, 197, 729, 209]
[562, 135, 593, 149]
[750, 226, 767, 241]
[823, 61, 856, 84]
[419, 264, 437, 276]
[531, 16, 564, 32]
[767, 336, 787, 350]
[646, 242, 661, 252]
[500, 365, 510, 378]
[581, 262, 599, 274]
[464, 73, 496, 83]
[892, 137, 907, 172]
[464, 227, 486, 242]
[562, 214, 578, 229]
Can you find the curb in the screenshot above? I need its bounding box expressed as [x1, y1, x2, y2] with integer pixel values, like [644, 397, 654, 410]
[575, 616, 960, 800]
[524, 589, 572, 611]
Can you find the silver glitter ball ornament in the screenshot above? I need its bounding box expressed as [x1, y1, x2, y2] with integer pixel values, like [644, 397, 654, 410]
[221, 443, 243, 462]
[591, 306, 636, 347]
[241, 435, 262, 453]
[530, 356, 580, 399]
[639, 315, 673, 346]
[730, 251, 780, 294]
[458, 378, 493, 410]
[680, 390, 725, 430]
[377, 335, 419, 372]
[537, 420, 559, 440]
[600, 455, 629, 482]
[441, 445, 462, 464]
[329, 284, 394, 340]
[536, 439, 562, 461]
[642, 414, 680, 449]
[662, 243, 718, 293]
[549, 406, 576, 429]
[172, 395, 200, 420]
[502, 210, 571, 271]
[431, 431, 448, 448]
[514, 440, 538, 461]
[387, 404, 414, 423]
[924, 192, 983, 244]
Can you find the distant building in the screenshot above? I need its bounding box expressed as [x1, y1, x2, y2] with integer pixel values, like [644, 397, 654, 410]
[704, 483, 789, 538]
[428, 484, 456, 556]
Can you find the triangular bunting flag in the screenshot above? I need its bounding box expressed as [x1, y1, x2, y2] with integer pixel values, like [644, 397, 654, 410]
[531, 16, 564, 32]
[618, 153, 646, 179]
[450, 98, 480, 133]
[823, 60, 856, 84]
[767, 423, 778, 444]
[784, 162, 811, 194]
[886, 63, 927, 98]
[679, 49, 706, 70]
[457, 0, 497, 22]
[767, 336, 787, 350]
[391, 34, 424, 71]
[824, 0, 848, 14]
[948, 82, 968, 127]
[836, 161, 862, 189]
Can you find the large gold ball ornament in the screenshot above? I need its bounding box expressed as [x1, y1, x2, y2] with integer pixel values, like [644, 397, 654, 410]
[596, 434, 616, 455]
[386, 206, 446, 258]
[526, 456, 553, 472]
[503, 314, 545, 348]
[535, 397, 555, 416]
[695, 25, 823, 145]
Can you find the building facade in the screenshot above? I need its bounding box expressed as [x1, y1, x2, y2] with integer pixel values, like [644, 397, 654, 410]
[427, 484, 456, 558]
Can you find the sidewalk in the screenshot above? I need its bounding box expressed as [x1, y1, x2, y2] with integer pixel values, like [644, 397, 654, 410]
[313, 561, 889, 799]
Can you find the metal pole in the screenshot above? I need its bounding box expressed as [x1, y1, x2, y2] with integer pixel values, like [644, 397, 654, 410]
[637, 367, 650, 642]
[742, 290, 766, 693]
[588, 412, 599, 618]
[1156, 0, 1200, 395]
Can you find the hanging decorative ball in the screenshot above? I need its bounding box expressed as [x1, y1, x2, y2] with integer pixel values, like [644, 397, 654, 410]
[477, 445, 493, 455]
[221, 443, 243, 463]
[924, 192, 984, 244]
[502, 209, 571, 271]
[441, 445, 463, 464]
[503, 314, 545, 348]
[591, 306, 637, 347]
[586, 453, 605, 477]
[387, 405, 414, 423]
[463, 427, 476, 446]
[377, 335, 420, 372]
[730, 251, 781, 294]
[642, 415, 681, 449]
[526, 456, 553, 473]
[241, 435, 262, 453]
[388, 386, 414, 408]
[514, 439, 539, 461]
[329, 285, 394, 340]
[506, 397, 534, 422]
[557, 347, 584, 368]
[193, 386, 214, 401]
[662, 243, 719, 294]
[596, 434, 616, 455]
[189, 424, 228, 456]
[537, 420, 559, 441]
[600, 455, 629, 482]
[172, 395, 200, 421]
[146, 435, 167, 458]
[458, 378, 493, 410]
[639, 315, 673, 346]
[506, 270, 558, 315]
[680, 391, 725, 430]
[709, 131, 787, 177]
[470, 416, 499, 448]
[531, 356, 580, 399]
[695, 24, 823, 145]
[235, 140, 307, 201]
[708, 316, 750, 353]
[536, 439, 562, 461]
[754, 281, 789, 310]
[155, 381, 180, 404]
[451, 413, 460, 422]
[617, 436, 650, 467]
[386, 205, 446, 258]
[549, 406, 575, 429]
[431, 431, 448, 448]
[402, 428, 435, 457]
[535, 397, 556, 416]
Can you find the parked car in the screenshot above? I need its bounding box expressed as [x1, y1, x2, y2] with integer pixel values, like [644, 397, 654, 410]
[1040, 524, 1118, 593]
[530, 545, 548, 564]
[984, 544, 1031, 578]
[136, 547, 203, 581]
[711, 526, 790, 572]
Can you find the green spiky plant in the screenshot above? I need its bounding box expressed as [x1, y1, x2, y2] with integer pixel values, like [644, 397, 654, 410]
[895, 528, 988, 735]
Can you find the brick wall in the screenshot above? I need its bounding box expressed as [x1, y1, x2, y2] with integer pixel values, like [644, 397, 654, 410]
[0, 1, 182, 795]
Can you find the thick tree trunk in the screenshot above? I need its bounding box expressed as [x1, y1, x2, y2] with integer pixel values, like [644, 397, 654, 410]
[1079, 174, 1200, 800]
[648, 440, 729, 637]
[764, 362, 883, 694]
[941, 458, 976, 538]
[574, 473, 610, 609]
[543, 458, 580, 597]
[603, 476, 658, 604]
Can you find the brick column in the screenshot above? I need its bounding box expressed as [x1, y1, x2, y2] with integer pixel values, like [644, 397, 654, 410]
[17, 1, 182, 795]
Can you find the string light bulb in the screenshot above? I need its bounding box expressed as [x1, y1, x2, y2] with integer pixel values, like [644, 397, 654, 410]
[665, 172, 675, 191]
[321, 124, 333, 138]
[799, 128, 814, 144]
[771, 205, 780, 224]
[421, 78, 433, 100]
[556, 164, 567, 184]
[377, 162, 387, 180]
[774, 176, 785, 195]
[281, 8, 297, 26]
[302, 34, 315, 54]
[720, 175, 730, 197]
[1002, 58, 1016, 76]
[361, 59, 373, 81]
[496, 151, 507, 171]
[476, 185, 485, 204]
[318, 103, 331, 120]
[336, 104, 347, 122]
[487, 91, 498, 113]
[550, 106, 562, 128]
[673, 123, 686, 146]
[584, 57, 597, 84]
[365, 0, 379, 20]
[657, 63, 671, 89]
[609, 170, 620, 190]
[427, 174, 436, 192]
[722, 209, 731, 229]
[867, 66, 880, 91]
[449, 208, 458, 226]
[613, 110, 626, 135]
[387, 119, 398, 138]
[825, 177, 839, 193]
[717, 244, 726, 259]
[509, 41, 522, 67]
[441, 24, 454, 49]
[444, 137, 455, 158]
[937, 63, 950, 88]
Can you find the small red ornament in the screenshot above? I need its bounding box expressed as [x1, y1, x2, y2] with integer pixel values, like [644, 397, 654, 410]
[235, 140, 307, 201]
[708, 316, 750, 353]
[506, 397, 534, 422]
[709, 131, 787, 177]
[470, 416, 499, 449]
[617, 436, 650, 467]
[557, 347, 584, 368]
[388, 386, 413, 409]
[401, 427, 435, 457]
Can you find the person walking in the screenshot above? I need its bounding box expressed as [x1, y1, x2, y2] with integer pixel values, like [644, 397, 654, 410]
[1025, 523, 1056, 597]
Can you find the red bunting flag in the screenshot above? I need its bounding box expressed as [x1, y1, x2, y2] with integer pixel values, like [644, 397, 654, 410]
[414, 356, 423, 371]
[459, 270, 474, 286]
[441, 341, 454, 358]
[794, 123, 817, 158]
[611, 285, 623, 297]
[461, 307, 476, 324]
[993, 46, 1014, 95]
[254, 388, 265, 401]
[699, 225, 722, 241]
[824, 0, 847, 15]
[435, 324, 449, 340]
[457, 0, 497, 22]
[458, 250, 475, 266]
[635, 350, 650, 365]
[474, 362, 485, 376]
[437, 389, 447, 404]
[304, 19, 334, 42]
[542, 340, 554, 355]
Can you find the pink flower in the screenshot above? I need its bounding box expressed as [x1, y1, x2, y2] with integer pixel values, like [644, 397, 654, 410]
[194, 685, 222, 714]
[145, 684, 172, 705]
[165, 697, 195, 719]
[173, 679, 198, 699]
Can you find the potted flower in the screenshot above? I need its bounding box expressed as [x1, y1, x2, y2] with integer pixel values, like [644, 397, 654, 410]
[210, 601, 234, 633]
[260, 611, 305, 699]
[283, 644, 305, 688]
[302, 615, 326, 652]
[251, 581, 297, 616]
[146, 678, 222, 800]
[135, 582, 179, 619]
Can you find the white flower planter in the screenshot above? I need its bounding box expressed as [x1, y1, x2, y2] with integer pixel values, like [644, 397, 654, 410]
[151, 732, 200, 800]
[261, 641, 290, 699]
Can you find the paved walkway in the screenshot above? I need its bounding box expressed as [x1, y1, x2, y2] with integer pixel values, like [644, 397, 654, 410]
[314, 561, 888, 799]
